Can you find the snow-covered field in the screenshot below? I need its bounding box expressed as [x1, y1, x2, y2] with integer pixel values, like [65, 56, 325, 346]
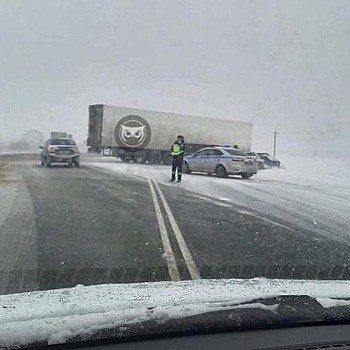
[87, 155, 350, 243]
[263, 156, 350, 186]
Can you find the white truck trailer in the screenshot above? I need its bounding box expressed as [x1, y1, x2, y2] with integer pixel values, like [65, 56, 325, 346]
[87, 104, 253, 164]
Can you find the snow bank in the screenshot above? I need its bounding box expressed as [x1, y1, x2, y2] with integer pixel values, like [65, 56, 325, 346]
[2, 278, 350, 347]
[259, 155, 350, 186]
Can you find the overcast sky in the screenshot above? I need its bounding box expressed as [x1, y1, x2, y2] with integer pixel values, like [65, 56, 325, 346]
[1, 0, 349, 156]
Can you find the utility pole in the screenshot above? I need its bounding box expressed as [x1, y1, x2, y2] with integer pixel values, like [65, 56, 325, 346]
[273, 129, 278, 157]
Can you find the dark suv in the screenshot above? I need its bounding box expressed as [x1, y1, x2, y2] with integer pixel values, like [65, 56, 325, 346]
[40, 138, 80, 167]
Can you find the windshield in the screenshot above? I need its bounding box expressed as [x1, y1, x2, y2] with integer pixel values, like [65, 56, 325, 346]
[1, 0, 350, 347]
[225, 149, 248, 156]
[50, 139, 76, 146]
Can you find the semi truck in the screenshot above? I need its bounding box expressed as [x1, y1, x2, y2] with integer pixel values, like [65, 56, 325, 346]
[87, 104, 253, 164]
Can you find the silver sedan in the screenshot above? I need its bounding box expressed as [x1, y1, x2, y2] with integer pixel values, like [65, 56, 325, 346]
[183, 147, 258, 179]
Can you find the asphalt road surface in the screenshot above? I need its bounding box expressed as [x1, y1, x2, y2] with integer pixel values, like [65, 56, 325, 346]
[1, 154, 350, 295]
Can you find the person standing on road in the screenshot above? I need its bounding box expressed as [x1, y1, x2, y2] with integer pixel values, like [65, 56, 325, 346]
[170, 135, 185, 183]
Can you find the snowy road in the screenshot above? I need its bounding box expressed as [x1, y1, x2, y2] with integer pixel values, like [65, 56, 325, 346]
[91, 156, 350, 245]
[1, 154, 350, 295]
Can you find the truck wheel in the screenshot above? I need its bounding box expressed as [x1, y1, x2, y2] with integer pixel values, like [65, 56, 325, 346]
[134, 153, 146, 164]
[148, 154, 161, 165]
[215, 165, 227, 178]
[119, 154, 127, 162]
[241, 173, 253, 179]
[182, 162, 191, 174]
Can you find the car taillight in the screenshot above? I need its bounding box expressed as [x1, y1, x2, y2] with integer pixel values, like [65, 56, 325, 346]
[48, 146, 56, 152]
[231, 157, 244, 162]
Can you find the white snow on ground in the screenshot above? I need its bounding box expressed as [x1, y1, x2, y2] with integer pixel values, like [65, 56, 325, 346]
[87, 155, 350, 243]
[2, 278, 350, 346]
[0, 150, 38, 155]
[259, 155, 350, 186]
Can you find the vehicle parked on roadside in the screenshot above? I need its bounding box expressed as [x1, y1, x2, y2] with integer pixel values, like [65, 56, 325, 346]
[40, 138, 80, 167]
[257, 152, 281, 167]
[183, 146, 258, 179]
[246, 151, 265, 170]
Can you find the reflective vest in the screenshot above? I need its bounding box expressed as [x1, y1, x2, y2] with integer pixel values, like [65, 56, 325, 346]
[171, 143, 183, 156]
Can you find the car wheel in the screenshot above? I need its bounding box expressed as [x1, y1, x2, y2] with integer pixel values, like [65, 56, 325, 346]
[182, 161, 191, 174]
[40, 157, 44, 166]
[215, 165, 227, 178]
[241, 173, 253, 179]
[258, 162, 264, 170]
[45, 157, 51, 167]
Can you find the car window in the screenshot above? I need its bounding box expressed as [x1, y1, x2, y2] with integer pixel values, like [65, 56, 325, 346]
[50, 138, 76, 146]
[225, 149, 248, 156]
[194, 149, 209, 157]
[209, 149, 224, 156]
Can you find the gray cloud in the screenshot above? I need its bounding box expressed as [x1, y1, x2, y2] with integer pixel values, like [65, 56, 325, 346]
[1, 0, 349, 156]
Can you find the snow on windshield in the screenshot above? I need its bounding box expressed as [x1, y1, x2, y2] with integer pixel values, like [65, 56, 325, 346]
[2, 278, 350, 347]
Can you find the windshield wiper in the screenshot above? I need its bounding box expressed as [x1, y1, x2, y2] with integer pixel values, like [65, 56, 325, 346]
[20, 295, 350, 349]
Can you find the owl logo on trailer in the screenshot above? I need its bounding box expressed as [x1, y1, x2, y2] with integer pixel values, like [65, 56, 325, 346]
[114, 115, 151, 148]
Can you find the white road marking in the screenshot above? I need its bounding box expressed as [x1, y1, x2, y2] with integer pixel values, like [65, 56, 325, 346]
[238, 210, 296, 232]
[148, 179, 180, 282]
[153, 180, 201, 280]
[192, 194, 232, 208]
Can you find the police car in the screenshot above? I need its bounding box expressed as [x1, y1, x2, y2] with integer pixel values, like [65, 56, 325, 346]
[182, 146, 258, 179]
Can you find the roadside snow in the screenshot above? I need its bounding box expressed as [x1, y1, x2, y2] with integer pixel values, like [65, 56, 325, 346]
[259, 155, 350, 186]
[0, 163, 21, 229]
[2, 278, 350, 346]
[87, 155, 350, 188]
[0, 185, 18, 229]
